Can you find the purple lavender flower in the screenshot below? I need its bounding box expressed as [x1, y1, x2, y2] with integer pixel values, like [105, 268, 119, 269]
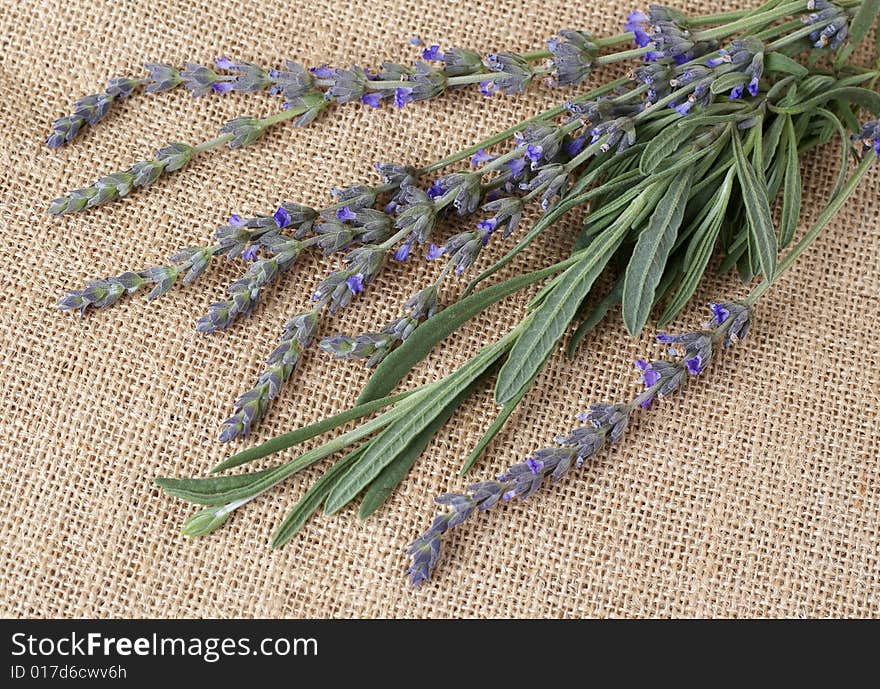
[394, 87, 413, 108]
[393, 241, 413, 261]
[564, 135, 586, 156]
[240, 244, 260, 261]
[710, 302, 730, 325]
[346, 273, 365, 294]
[309, 65, 334, 79]
[427, 181, 444, 199]
[336, 206, 356, 222]
[426, 243, 445, 261]
[471, 148, 495, 167]
[854, 119, 880, 157]
[508, 156, 527, 179]
[479, 81, 495, 97]
[360, 92, 382, 107]
[685, 356, 702, 375]
[635, 359, 661, 387]
[625, 10, 651, 47]
[422, 45, 443, 61]
[273, 206, 291, 228]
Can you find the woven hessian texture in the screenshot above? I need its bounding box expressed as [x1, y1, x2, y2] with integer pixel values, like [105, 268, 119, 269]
[0, 0, 878, 618]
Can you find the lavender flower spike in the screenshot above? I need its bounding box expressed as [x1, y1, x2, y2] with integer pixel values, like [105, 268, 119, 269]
[407, 300, 753, 585]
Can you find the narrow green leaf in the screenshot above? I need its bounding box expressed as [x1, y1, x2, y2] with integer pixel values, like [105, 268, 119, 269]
[270, 445, 366, 548]
[659, 168, 734, 325]
[732, 130, 777, 281]
[835, 0, 880, 66]
[494, 204, 637, 405]
[359, 382, 476, 518]
[212, 388, 417, 472]
[158, 390, 425, 506]
[710, 72, 749, 95]
[326, 333, 513, 514]
[813, 107, 850, 201]
[566, 277, 624, 359]
[357, 260, 570, 404]
[761, 114, 787, 172]
[155, 467, 280, 506]
[622, 168, 693, 336]
[779, 116, 802, 249]
[764, 52, 809, 77]
[770, 86, 880, 116]
[750, 117, 765, 185]
[639, 120, 698, 174]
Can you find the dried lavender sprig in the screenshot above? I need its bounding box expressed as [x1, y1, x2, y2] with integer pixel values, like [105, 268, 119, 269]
[407, 301, 753, 585]
[58, 245, 218, 314]
[46, 34, 661, 215]
[219, 309, 320, 441]
[46, 76, 145, 148]
[46, 57, 324, 147]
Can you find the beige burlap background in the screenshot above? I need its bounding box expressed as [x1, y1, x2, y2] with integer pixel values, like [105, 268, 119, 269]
[0, 0, 877, 618]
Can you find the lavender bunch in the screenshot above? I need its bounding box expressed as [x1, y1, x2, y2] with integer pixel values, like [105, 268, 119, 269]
[48, 2, 880, 584]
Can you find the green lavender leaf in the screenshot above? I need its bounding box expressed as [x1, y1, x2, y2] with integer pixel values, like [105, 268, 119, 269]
[155, 467, 280, 505]
[270, 445, 366, 548]
[566, 277, 623, 359]
[770, 87, 880, 117]
[639, 120, 698, 174]
[764, 52, 808, 77]
[458, 359, 546, 476]
[779, 116, 802, 249]
[761, 114, 788, 172]
[813, 108, 850, 201]
[359, 383, 476, 518]
[211, 388, 417, 472]
[835, 0, 880, 67]
[750, 116, 765, 178]
[357, 261, 570, 404]
[710, 72, 749, 95]
[326, 333, 513, 514]
[622, 168, 693, 336]
[494, 186, 648, 405]
[732, 130, 777, 281]
[659, 167, 735, 325]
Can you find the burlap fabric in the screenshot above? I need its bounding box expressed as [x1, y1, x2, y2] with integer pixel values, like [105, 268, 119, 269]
[0, 0, 877, 618]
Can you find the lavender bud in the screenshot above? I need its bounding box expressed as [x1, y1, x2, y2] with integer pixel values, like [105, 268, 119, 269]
[268, 60, 314, 99]
[219, 116, 265, 148]
[215, 58, 271, 92]
[324, 67, 369, 102]
[433, 172, 482, 215]
[144, 63, 183, 92]
[180, 63, 222, 97]
[548, 29, 598, 86]
[481, 196, 524, 238]
[442, 48, 484, 77]
[483, 52, 534, 95]
[330, 184, 376, 210]
[394, 186, 437, 244]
